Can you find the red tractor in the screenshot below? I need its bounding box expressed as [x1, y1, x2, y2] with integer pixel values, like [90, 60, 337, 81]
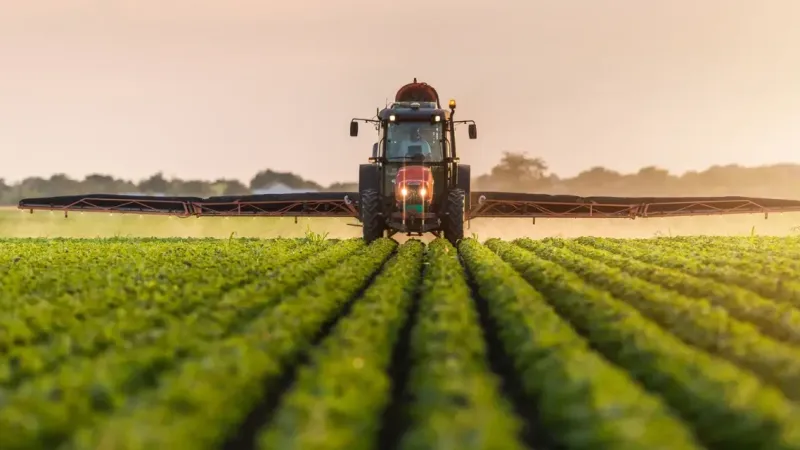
[349, 78, 477, 243]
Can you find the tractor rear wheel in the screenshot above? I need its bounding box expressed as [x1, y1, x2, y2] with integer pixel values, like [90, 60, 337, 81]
[442, 188, 465, 245]
[360, 188, 384, 243]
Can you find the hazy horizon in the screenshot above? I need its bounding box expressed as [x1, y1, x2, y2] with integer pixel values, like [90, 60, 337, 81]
[2, 1, 799, 185]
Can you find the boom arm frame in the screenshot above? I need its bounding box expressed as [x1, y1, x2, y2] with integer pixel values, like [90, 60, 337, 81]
[18, 192, 800, 221]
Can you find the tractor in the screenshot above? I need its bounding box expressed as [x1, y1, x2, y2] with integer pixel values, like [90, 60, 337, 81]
[349, 79, 477, 243]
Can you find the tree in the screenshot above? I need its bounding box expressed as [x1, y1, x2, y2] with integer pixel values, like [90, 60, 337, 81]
[249, 169, 322, 191]
[0, 179, 10, 204]
[631, 166, 674, 195]
[172, 180, 213, 197]
[326, 181, 358, 192]
[567, 167, 623, 195]
[138, 173, 169, 194]
[476, 152, 551, 191]
[490, 152, 548, 182]
[83, 174, 135, 194]
[573, 167, 621, 185]
[212, 178, 250, 196]
[47, 174, 81, 196]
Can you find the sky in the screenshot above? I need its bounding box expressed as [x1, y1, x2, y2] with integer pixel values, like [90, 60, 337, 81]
[1, 0, 799, 186]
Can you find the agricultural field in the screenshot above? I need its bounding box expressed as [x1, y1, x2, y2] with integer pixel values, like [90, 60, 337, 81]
[2, 236, 800, 449]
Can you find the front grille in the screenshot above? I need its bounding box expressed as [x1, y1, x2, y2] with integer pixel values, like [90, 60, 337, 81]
[402, 185, 424, 203]
[405, 193, 423, 203]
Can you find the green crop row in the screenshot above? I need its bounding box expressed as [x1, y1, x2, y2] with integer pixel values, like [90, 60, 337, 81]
[396, 238, 525, 450]
[649, 235, 800, 255]
[257, 239, 424, 450]
[0, 238, 301, 346]
[588, 237, 800, 306]
[67, 238, 397, 450]
[487, 239, 800, 449]
[0, 239, 326, 386]
[561, 237, 800, 345]
[461, 238, 702, 450]
[0, 238, 368, 449]
[515, 237, 800, 402]
[1, 236, 800, 450]
[626, 237, 800, 274]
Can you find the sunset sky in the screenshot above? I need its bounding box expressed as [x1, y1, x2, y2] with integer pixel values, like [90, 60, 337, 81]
[1, 0, 798, 186]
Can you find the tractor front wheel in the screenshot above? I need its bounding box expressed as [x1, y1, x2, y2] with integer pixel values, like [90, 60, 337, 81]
[360, 189, 384, 243]
[442, 188, 465, 245]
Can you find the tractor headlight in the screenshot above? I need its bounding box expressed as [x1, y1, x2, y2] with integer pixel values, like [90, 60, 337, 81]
[419, 187, 427, 197]
[401, 187, 408, 196]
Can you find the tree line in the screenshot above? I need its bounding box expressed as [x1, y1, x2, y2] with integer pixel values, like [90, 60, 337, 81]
[2, 152, 798, 205]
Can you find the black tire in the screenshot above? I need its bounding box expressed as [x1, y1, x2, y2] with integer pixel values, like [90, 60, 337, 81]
[442, 188, 465, 245]
[360, 188, 384, 243]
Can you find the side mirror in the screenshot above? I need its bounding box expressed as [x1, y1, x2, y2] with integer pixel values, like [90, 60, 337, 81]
[468, 123, 477, 139]
[350, 121, 358, 137]
[372, 143, 379, 158]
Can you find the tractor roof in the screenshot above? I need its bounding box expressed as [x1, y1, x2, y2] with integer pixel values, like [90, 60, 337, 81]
[381, 78, 448, 121]
[395, 79, 440, 107]
[378, 101, 448, 122]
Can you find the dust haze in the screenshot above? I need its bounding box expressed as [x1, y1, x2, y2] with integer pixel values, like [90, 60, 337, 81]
[0, 209, 360, 240]
[463, 214, 800, 240]
[3, 208, 798, 241]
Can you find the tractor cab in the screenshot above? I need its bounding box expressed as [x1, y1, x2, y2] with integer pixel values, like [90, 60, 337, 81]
[381, 103, 447, 162]
[377, 102, 450, 213]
